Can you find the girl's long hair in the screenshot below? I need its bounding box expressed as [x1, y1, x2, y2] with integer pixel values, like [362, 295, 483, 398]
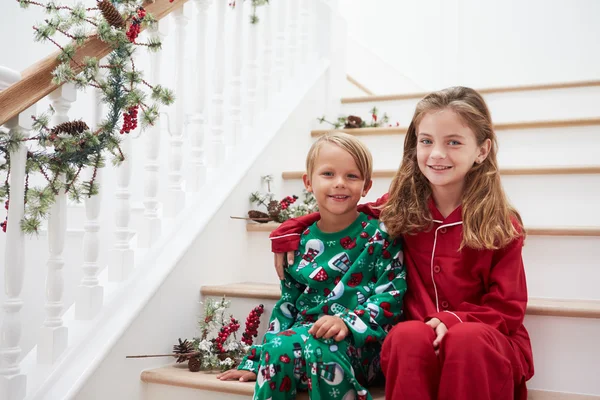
[380, 86, 524, 249]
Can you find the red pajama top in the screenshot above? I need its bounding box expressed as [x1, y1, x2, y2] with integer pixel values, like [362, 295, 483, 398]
[270, 194, 534, 380]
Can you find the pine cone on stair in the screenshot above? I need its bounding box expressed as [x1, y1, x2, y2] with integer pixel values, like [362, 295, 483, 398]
[344, 115, 363, 129]
[173, 338, 194, 363]
[248, 210, 271, 223]
[188, 356, 201, 372]
[97, 0, 125, 29]
[267, 200, 281, 222]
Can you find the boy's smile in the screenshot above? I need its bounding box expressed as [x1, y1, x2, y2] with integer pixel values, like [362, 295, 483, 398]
[303, 143, 372, 233]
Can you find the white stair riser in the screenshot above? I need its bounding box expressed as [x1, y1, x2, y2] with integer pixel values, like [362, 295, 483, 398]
[339, 86, 600, 125]
[280, 175, 600, 228]
[203, 296, 600, 396]
[525, 315, 600, 395]
[318, 125, 600, 171]
[145, 383, 248, 400]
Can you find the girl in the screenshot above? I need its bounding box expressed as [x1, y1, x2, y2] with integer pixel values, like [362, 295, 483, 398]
[269, 87, 534, 400]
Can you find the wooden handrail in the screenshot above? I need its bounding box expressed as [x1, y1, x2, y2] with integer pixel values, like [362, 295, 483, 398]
[0, 0, 189, 126]
[346, 74, 374, 96]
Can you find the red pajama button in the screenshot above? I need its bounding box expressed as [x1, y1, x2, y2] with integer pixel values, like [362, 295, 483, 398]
[433, 265, 441, 273]
[441, 301, 449, 309]
[439, 228, 447, 234]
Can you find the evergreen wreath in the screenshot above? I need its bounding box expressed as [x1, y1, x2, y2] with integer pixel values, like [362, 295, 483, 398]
[0, 0, 175, 234]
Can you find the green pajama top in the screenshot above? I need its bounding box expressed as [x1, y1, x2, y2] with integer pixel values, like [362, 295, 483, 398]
[239, 213, 407, 375]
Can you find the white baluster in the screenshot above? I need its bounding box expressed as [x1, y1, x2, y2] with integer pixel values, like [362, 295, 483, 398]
[75, 88, 103, 320]
[299, 0, 312, 65]
[274, 1, 288, 93]
[165, 6, 189, 218]
[286, 0, 300, 79]
[139, 21, 167, 246]
[38, 83, 76, 364]
[245, 8, 259, 129]
[187, 0, 212, 191]
[0, 67, 32, 400]
[228, 0, 243, 147]
[261, 4, 274, 110]
[208, 0, 226, 167]
[108, 133, 133, 281]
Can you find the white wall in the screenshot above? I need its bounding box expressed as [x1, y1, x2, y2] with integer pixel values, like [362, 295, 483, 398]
[340, 0, 600, 92]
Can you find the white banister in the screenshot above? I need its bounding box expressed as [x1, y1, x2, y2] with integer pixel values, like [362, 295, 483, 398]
[75, 88, 104, 320]
[38, 83, 76, 364]
[165, 6, 188, 218]
[228, 0, 243, 147]
[261, 4, 274, 110]
[140, 21, 167, 246]
[274, 1, 288, 93]
[299, 0, 312, 65]
[0, 67, 32, 400]
[208, 0, 226, 167]
[245, 8, 259, 129]
[286, 0, 300, 79]
[187, 0, 212, 192]
[108, 132, 133, 281]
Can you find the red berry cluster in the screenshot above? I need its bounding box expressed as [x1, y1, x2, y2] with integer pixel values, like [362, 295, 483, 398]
[242, 304, 265, 345]
[121, 106, 138, 134]
[279, 195, 298, 211]
[1, 200, 8, 233]
[126, 7, 146, 43]
[214, 317, 240, 353]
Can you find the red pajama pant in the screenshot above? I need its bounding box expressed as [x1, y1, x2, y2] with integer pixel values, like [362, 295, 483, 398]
[380, 321, 527, 400]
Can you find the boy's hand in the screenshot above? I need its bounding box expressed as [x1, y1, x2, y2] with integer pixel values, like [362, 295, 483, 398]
[425, 318, 448, 353]
[308, 316, 349, 341]
[216, 369, 257, 382]
[274, 251, 296, 280]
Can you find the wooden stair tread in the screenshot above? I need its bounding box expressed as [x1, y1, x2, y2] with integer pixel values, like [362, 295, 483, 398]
[141, 365, 385, 398]
[201, 283, 600, 319]
[282, 166, 600, 179]
[245, 222, 600, 237]
[340, 80, 600, 104]
[311, 117, 600, 137]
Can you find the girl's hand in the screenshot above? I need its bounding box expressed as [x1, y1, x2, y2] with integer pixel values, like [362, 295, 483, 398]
[425, 318, 448, 352]
[274, 251, 296, 280]
[216, 369, 257, 382]
[308, 316, 349, 341]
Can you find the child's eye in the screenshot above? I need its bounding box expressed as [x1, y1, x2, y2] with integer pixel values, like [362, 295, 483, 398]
[448, 140, 461, 146]
[348, 174, 359, 179]
[420, 139, 432, 145]
[322, 172, 333, 177]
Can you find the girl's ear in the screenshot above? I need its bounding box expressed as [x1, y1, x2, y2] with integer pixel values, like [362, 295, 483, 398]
[362, 179, 373, 197]
[477, 138, 492, 163]
[302, 173, 313, 192]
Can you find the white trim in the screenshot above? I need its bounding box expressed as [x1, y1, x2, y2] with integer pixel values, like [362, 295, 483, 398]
[269, 232, 302, 240]
[430, 221, 463, 312]
[443, 310, 463, 324]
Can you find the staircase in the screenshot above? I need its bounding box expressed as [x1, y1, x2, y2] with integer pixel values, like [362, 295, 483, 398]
[138, 79, 600, 400]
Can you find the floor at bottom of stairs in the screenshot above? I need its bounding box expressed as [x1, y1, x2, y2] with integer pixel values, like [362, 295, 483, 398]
[141, 364, 600, 399]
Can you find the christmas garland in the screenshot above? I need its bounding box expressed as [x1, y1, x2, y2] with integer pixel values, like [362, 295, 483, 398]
[127, 297, 266, 372]
[243, 175, 319, 224]
[0, 0, 174, 234]
[317, 106, 401, 130]
[229, 0, 270, 24]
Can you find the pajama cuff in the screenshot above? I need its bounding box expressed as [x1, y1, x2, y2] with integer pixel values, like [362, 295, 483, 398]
[237, 358, 259, 374]
[426, 311, 463, 329]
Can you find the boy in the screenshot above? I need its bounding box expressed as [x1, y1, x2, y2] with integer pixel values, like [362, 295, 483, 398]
[217, 132, 407, 400]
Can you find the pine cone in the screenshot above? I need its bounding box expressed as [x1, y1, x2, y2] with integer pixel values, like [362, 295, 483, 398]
[344, 115, 363, 129]
[50, 120, 89, 137]
[97, 0, 125, 29]
[188, 356, 201, 372]
[267, 200, 281, 221]
[173, 338, 195, 363]
[248, 210, 270, 223]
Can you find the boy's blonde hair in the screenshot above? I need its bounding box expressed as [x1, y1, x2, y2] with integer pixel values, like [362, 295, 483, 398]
[306, 132, 373, 187]
[380, 86, 524, 249]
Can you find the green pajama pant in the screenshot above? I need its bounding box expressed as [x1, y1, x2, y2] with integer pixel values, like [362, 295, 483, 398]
[252, 325, 374, 400]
